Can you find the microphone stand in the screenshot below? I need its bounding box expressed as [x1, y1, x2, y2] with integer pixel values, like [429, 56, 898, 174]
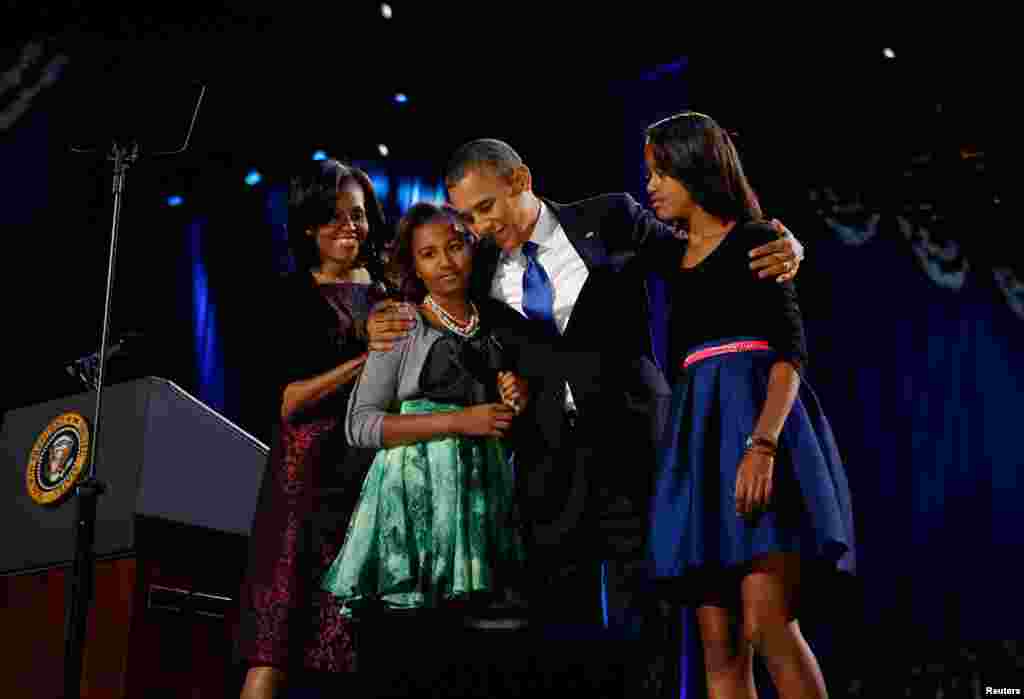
[60, 140, 133, 699]
[63, 85, 205, 699]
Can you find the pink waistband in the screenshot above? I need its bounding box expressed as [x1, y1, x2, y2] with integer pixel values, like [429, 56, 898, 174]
[681, 340, 772, 369]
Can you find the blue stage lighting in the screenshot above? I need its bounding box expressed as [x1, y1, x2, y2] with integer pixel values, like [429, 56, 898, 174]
[245, 169, 262, 186]
[167, 195, 184, 207]
[312, 150, 328, 161]
[370, 174, 390, 200]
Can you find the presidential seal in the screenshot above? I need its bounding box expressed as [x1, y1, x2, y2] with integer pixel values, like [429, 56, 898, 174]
[25, 412, 91, 505]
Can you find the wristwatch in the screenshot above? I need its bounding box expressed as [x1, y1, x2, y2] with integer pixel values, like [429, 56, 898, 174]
[745, 434, 777, 452]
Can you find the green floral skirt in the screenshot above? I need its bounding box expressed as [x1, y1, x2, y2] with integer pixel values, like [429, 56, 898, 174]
[321, 399, 524, 614]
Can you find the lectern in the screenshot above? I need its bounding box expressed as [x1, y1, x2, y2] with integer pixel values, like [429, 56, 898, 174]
[0, 377, 268, 698]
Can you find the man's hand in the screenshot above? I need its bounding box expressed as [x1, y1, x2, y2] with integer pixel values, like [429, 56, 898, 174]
[749, 219, 804, 283]
[366, 300, 417, 352]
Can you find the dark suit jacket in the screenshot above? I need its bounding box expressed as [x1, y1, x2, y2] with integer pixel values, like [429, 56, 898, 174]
[469, 193, 682, 558]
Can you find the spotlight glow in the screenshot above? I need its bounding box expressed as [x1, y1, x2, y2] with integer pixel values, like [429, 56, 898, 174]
[369, 173, 390, 199]
[377, 144, 389, 157]
[245, 169, 262, 186]
[167, 195, 184, 207]
[883, 48, 896, 59]
[381, 3, 392, 19]
[394, 93, 408, 104]
[312, 150, 327, 161]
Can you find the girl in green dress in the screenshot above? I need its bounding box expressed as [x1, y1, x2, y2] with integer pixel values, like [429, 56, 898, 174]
[322, 202, 533, 618]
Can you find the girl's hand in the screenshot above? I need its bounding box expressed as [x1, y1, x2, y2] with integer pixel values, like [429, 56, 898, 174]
[497, 371, 529, 414]
[735, 449, 774, 519]
[457, 403, 516, 438]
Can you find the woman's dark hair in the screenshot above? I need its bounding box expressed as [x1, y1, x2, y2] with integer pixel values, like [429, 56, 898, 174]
[287, 158, 388, 284]
[645, 111, 763, 223]
[390, 202, 473, 302]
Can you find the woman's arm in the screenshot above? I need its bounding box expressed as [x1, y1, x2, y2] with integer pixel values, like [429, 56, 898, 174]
[272, 273, 368, 421]
[282, 355, 367, 421]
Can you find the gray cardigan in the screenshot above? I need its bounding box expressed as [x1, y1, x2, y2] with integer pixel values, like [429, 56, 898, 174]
[345, 310, 451, 448]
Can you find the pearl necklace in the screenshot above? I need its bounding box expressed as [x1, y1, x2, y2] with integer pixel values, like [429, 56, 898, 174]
[425, 295, 479, 338]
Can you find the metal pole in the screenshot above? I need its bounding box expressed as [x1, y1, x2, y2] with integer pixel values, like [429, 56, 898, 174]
[62, 140, 136, 699]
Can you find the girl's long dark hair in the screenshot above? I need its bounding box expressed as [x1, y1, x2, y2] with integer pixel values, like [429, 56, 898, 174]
[645, 111, 763, 224]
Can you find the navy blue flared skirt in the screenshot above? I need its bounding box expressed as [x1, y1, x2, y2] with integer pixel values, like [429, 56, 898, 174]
[648, 337, 855, 585]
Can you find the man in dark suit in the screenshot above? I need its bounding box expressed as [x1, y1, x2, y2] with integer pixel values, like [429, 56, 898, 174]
[366, 139, 803, 692]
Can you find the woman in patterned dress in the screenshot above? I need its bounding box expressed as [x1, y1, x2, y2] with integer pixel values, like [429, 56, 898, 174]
[237, 159, 392, 698]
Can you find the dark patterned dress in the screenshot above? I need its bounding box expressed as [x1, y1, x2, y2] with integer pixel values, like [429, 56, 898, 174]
[237, 273, 384, 674]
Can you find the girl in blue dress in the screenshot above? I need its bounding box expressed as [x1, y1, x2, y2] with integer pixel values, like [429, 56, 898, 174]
[643, 112, 855, 699]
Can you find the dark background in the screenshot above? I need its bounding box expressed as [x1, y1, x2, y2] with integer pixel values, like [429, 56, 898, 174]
[2, 4, 1019, 693]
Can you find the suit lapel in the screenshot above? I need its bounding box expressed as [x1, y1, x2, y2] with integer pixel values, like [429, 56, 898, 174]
[542, 198, 614, 348]
[544, 198, 607, 270]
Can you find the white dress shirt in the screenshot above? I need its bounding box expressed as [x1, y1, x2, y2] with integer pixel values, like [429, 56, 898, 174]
[490, 201, 589, 412]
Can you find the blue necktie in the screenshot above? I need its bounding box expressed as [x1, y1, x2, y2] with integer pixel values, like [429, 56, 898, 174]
[524, 242, 605, 621]
[522, 241, 559, 336]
